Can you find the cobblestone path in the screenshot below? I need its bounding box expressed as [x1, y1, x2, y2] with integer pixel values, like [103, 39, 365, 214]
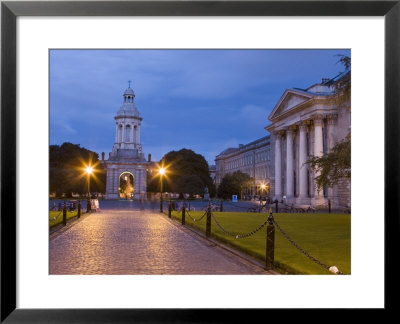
[49, 210, 268, 275]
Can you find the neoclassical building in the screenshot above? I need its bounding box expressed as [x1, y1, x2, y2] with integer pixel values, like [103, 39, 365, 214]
[215, 136, 272, 197]
[102, 85, 149, 200]
[215, 74, 351, 208]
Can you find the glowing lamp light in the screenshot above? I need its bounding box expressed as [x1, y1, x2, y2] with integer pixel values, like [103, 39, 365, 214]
[85, 166, 93, 174]
[260, 184, 266, 189]
[159, 168, 166, 175]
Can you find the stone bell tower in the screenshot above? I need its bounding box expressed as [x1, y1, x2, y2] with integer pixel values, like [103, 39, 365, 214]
[103, 82, 148, 200]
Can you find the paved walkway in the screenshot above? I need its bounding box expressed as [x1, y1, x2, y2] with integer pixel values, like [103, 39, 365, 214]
[49, 210, 268, 275]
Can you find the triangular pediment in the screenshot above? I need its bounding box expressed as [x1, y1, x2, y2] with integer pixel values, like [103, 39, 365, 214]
[268, 90, 313, 121]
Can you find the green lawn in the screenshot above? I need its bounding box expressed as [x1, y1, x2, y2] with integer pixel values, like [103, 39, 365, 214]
[167, 210, 351, 275]
[49, 210, 80, 228]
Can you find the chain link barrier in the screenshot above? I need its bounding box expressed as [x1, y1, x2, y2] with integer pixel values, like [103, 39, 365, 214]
[51, 210, 63, 221]
[272, 218, 345, 274]
[166, 200, 345, 274]
[186, 210, 207, 222]
[210, 211, 269, 239]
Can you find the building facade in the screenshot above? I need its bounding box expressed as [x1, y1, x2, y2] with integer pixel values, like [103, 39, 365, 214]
[215, 136, 272, 197]
[103, 85, 149, 200]
[215, 74, 351, 208]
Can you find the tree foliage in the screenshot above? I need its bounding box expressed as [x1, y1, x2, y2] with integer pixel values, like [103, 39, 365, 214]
[334, 54, 351, 107]
[217, 171, 253, 199]
[306, 138, 351, 191]
[50, 142, 106, 197]
[148, 148, 214, 197]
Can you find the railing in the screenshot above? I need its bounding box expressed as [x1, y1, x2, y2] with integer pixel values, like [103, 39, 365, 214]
[50, 199, 97, 229]
[166, 200, 346, 274]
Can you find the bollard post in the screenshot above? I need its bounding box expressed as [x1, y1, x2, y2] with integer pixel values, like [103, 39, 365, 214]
[77, 200, 81, 218]
[62, 201, 67, 226]
[182, 203, 186, 225]
[206, 203, 211, 238]
[160, 195, 163, 213]
[275, 200, 278, 213]
[328, 199, 331, 213]
[168, 201, 172, 218]
[266, 208, 275, 270]
[220, 200, 223, 212]
[188, 203, 191, 211]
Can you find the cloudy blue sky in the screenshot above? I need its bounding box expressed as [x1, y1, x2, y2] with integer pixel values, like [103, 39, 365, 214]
[50, 49, 350, 164]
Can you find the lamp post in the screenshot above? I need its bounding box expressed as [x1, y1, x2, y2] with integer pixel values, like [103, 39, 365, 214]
[85, 166, 93, 212]
[159, 167, 166, 212]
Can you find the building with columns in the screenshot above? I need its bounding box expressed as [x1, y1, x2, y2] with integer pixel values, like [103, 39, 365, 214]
[102, 85, 149, 200]
[215, 73, 351, 208]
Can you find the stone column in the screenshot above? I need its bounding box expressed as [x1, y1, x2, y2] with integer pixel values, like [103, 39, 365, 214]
[274, 133, 282, 200]
[327, 114, 338, 207]
[115, 123, 119, 143]
[136, 125, 141, 144]
[130, 124, 134, 143]
[121, 123, 126, 144]
[133, 126, 137, 145]
[286, 128, 294, 200]
[313, 116, 325, 207]
[298, 122, 308, 203]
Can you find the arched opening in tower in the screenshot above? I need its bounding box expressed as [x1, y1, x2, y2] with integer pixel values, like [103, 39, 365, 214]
[119, 172, 134, 199]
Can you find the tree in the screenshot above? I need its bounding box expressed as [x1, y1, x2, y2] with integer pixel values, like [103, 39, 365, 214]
[217, 171, 253, 199]
[152, 148, 213, 197]
[49, 142, 106, 197]
[334, 54, 351, 107]
[306, 137, 351, 191]
[306, 55, 351, 191]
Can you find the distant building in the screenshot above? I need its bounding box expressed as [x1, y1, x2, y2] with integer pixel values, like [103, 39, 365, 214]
[215, 73, 351, 208]
[215, 136, 271, 198]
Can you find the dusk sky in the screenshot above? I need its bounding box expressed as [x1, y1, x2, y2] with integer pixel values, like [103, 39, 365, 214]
[50, 49, 350, 165]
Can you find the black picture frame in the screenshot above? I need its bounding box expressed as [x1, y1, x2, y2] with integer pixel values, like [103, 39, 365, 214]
[1, 0, 398, 322]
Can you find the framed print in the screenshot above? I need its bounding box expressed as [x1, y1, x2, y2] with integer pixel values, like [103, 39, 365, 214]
[1, 0, 399, 321]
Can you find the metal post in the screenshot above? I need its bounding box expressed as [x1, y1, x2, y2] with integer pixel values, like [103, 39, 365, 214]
[87, 172, 91, 213]
[168, 201, 172, 218]
[62, 201, 67, 226]
[275, 200, 279, 213]
[160, 176, 163, 213]
[328, 199, 331, 213]
[77, 200, 81, 219]
[266, 209, 275, 270]
[206, 202, 211, 238]
[182, 203, 186, 225]
[220, 200, 223, 212]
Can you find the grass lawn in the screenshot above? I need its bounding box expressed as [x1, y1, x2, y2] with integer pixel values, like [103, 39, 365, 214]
[167, 210, 350, 275]
[49, 210, 80, 228]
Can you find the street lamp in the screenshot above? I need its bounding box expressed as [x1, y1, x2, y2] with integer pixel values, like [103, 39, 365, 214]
[159, 167, 166, 212]
[85, 166, 93, 212]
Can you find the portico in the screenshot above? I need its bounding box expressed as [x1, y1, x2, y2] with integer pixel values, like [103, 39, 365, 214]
[266, 76, 350, 208]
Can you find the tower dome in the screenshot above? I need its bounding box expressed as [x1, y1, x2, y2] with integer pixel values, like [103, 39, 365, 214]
[117, 83, 140, 118]
[123, 87, 135, 96]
